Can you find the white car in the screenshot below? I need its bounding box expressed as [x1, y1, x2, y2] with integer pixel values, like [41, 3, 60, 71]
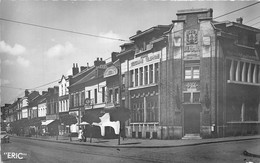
[1, 131, 10, 143]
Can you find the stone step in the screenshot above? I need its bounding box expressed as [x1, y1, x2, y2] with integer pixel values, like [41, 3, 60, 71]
[182, 134, 202, 140]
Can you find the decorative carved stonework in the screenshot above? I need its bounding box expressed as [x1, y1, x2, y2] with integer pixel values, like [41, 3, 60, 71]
[183, 82, 200, 91]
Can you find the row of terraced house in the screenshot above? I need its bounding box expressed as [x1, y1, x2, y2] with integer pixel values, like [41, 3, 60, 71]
[2, 8, 260, 139]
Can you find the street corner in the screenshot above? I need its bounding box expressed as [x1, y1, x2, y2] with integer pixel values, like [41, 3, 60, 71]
[243, 147, 260, 158]
[1, 151, 29, 161]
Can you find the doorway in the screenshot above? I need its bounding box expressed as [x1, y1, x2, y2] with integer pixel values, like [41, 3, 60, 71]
[183, 104, 201, 134]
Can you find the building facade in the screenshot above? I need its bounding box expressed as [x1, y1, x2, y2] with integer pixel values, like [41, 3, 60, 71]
[121, 8, 260, 139]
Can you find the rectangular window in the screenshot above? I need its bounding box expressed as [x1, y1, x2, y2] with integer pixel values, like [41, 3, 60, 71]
[149, 64, 153, 84]
[193, 66, 200, 79]
[102, 87, 105, 103]
[193, 92, 200, 103]
[185, 67, 192, 80]
[135, 69, 139, 86]
[81, 91, 85, 105]
[185, 62, 200, 80]
[94, 89, 97, 104]
[79, 92, 81, 106]
[109, 90, 113, 103]
[144, 66, 148, 85]
[122, 74, 125, 88]
[70, 94, 74, 108]
[130, 70, 134, 87]
[184, 93, 191, 103]
[155, 63, 159, 83]
[88, 91, 91, 99]
[115, 88, 119, 104]
[139, 67, 143, 86]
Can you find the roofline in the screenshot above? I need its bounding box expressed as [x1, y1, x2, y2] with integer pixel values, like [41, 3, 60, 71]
[226, 22, 260, 33]
[117, 48, 135, 57]
[72, 66, 95, 79]
[176, 8, 212, 15]
[129, 25, 171, 40]
[120, 42, 134, 47]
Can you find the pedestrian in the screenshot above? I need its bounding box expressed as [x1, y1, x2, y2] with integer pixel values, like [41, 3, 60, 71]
[83, 127, 87, 142]
[78, 127, 83, 142]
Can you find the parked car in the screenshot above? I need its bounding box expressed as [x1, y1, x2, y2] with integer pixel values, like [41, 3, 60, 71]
[1, 131, 10, 143]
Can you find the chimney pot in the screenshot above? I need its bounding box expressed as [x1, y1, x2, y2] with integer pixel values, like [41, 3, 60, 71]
[236, 17, 243, 24]
[136, 30, 142, 35]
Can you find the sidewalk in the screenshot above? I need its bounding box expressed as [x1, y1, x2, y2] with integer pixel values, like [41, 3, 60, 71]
[12, 134, 260, 155]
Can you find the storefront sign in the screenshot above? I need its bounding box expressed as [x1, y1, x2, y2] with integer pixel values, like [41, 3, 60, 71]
[226, 49, 258, 60]
[130, 52, 160, 68]
[104, 66, 118, 78]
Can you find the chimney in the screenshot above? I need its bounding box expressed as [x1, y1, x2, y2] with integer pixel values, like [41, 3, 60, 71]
[136, 30, 142, 35]
[25, 89, 29, 97]
[176, 8, 213, 20]
[80, 66, 87, 72]
[42, 91, 48, 95]
[87, 63, 89, 68]
[72, 63, 79, 76]
[94, 57, 106, 67]
[111, 52, 119, 62]
[236, 17, 243, 24]
[54, 86, 59, 94]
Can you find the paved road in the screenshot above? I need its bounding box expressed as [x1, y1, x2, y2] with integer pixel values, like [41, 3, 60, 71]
[1, 137, 260, 163]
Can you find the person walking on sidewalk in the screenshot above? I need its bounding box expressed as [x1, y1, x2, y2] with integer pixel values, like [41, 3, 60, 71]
[78, 128, 84, 142]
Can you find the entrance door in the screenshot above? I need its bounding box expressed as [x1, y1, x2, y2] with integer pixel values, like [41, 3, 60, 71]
[184, 104, 201, 134]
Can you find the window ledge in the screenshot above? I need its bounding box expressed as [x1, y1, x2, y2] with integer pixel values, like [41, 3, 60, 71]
[129, 83, 158, 90]
[227, 80, 260, 86]
[227, 121, 260, 124]
[130, 122, 159, 125]
[184, 79, 200, 82]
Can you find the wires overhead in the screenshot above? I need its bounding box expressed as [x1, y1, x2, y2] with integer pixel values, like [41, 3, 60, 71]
[244, 15, 260, 24]
[0, 18, 130, 42]
[213, 2, 260, 20]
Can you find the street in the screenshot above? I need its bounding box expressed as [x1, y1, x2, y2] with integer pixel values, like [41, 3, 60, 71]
[1, 137, 260, 163]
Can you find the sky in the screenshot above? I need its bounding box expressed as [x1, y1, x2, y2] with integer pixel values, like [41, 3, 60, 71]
[1, 0, 260, 106]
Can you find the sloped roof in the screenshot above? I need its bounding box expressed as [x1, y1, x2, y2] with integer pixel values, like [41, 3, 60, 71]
[69, 67, 106, 89]
[129, 25, 171, 40]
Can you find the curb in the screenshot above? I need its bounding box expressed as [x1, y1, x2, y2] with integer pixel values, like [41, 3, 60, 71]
[12, 135, 260, 149]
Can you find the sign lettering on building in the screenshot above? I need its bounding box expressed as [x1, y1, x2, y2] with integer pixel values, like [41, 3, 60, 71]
[130, 52, 161, 68]
[104, 66, 118, 78]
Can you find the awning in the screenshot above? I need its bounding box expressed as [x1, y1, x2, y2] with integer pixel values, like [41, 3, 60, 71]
[41, 120, 54, 126]
[77, 121, 89, 126]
